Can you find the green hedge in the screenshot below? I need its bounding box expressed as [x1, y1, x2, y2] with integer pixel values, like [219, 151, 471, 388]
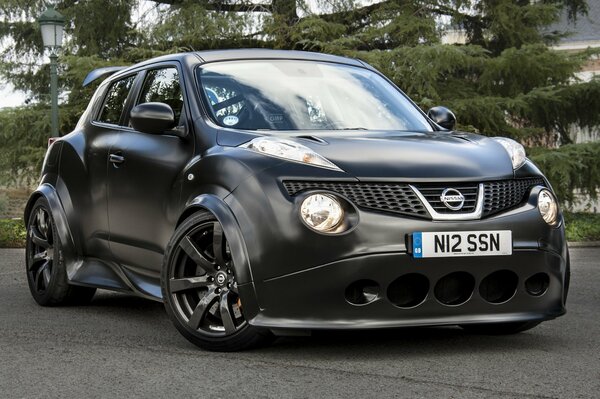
[0, 219, 27, 248]
[564, 212, 600, 242]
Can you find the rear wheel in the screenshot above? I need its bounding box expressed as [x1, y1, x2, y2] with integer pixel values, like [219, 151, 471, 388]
[460, 321, 540, 335]
[26, 197, 96, 306]
[161, 211, 273, 351]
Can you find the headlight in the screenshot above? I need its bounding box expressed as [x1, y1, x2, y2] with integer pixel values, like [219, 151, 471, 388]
[493, 137, 526, 169]
[300, 194, 344, 232]
[538, 189, 558, 226]
[240, 137, 342, 171]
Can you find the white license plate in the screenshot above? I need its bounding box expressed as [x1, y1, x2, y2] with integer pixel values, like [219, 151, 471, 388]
[412, 231, 512, 258]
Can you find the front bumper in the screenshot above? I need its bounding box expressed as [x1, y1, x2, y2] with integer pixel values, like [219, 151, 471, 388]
[248, 248, 566, 330]
[227, 163, 568, 330]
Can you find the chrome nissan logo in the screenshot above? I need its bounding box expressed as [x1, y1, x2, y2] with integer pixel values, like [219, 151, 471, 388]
[440, 188, 465, 211]
[215, 272, 227, 286]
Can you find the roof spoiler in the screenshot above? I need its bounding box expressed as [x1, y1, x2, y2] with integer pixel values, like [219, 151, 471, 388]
[82, 66, 128, 87]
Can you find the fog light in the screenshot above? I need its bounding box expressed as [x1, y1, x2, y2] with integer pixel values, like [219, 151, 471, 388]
[300, 193, 343, 232]
[538, 189, 558, 226]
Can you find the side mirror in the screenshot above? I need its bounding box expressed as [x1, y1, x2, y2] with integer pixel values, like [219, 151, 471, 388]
[130, 102, 176, 135]
[427, 106, 456, 130]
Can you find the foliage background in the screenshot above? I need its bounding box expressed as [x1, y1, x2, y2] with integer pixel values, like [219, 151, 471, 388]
[0, 0, 599, 207]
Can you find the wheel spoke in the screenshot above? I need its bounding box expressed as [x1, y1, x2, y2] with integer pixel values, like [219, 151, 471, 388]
[42, 263, 52, 286]
[34, 262, 47, 290]
[170, 276, 211, 293]
[179, 236, 213, 273]
[30, 227, 50, 249]
[31, 250, 47, 265]
[37, 209, 48, 239]
[213, 222, 227, 268]
[219, 291, 236, 334]
[188, 289, 218, 330]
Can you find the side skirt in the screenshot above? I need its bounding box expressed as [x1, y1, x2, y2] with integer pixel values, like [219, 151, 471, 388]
[69, 257, 163, 302]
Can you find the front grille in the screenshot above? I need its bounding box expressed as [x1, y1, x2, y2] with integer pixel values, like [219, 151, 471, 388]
[412, 183, 479, 214]
[282, 181, 428, 217]
[482, 177, 545, 217]
[283, 177, 545, 219]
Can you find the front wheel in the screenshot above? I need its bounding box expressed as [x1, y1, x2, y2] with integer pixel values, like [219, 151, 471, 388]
[161, 211, 273, 351]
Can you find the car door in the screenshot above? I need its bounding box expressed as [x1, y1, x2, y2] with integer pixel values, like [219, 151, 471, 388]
[78, 73, 138, 259]
[106, 64, 193, 282]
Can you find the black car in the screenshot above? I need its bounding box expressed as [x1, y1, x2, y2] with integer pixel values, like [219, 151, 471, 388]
[25, 49, 568, 351]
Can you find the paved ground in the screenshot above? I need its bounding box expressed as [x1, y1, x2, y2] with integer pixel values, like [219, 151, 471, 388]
[0, 248, 598, 398]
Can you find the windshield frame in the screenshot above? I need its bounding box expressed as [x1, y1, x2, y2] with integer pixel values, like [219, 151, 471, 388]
[194, 59, 437, 133]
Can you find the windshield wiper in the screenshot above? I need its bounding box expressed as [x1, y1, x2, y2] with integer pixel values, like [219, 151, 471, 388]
[336, 127, 369, 130]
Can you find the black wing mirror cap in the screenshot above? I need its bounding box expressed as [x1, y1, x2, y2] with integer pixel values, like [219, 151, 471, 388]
[427, 106, 456, 130]
[130, 102, 177, 135]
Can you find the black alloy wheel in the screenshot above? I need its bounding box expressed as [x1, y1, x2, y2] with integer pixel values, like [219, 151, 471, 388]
[169, 220, 244, 335]
[26, 197, 96, 306]
[162, 211, 272, 351]
[27, 207, 54, 294]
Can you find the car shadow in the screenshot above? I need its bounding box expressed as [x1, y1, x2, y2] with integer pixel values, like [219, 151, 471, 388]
[267, 326, 551, 355]
[87, 290, 567, 358]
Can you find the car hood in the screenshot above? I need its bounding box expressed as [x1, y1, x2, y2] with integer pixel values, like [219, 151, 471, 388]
[295, 131, 515, 182]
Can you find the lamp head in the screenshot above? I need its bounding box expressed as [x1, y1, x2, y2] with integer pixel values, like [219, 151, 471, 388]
[39, 6, 65, 49]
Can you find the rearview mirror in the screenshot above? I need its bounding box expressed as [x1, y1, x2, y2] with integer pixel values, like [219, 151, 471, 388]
[130, 102, 177, 135]
[427, 106, 456, 130]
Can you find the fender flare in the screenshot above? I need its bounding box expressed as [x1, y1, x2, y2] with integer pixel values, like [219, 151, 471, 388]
[24, 183, 78, 266]
[183, 194, 254, 285]
[181, 194, 262, 320]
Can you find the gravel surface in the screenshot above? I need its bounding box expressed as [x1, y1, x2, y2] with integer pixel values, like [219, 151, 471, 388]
[0, 248, 598, 398]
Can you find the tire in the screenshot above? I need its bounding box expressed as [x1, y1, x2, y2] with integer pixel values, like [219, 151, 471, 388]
[161, 211, 273, 351]
[459, 321, 541, 335]
[564, 249, 570, 304]
[25, 197, 96, 306]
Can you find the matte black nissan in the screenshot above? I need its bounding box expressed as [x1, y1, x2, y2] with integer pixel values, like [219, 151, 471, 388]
[25, 50, 569, 351]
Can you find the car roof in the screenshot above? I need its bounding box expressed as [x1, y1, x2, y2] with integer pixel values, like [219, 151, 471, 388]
[108, 49, 366, 82]
[194, 49, 365, 67]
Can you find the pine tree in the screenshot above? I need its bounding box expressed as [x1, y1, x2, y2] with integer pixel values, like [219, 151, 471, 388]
[0, 0, 598, 204]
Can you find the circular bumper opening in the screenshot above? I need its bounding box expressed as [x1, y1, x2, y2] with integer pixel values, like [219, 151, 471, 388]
[345, 280, 380, 305]
[387, 273, 429, 308]
[479, 270, 518, 304]
[525, 272, 550, 297]
[434, 271, 475, 306]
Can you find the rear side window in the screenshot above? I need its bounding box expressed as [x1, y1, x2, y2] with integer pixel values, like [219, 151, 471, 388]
[98, 75, 136, 125]
[137, 68, 184, 122]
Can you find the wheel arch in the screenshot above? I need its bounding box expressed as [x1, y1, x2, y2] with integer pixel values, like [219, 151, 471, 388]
[176, 194, 262, 321]
[24, 183, 78, 264]
[179, 193, 254, 285]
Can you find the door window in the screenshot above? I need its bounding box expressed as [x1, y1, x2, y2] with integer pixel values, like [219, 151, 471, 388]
[137, 68, 184, 123]
[97, 75, 136, 125]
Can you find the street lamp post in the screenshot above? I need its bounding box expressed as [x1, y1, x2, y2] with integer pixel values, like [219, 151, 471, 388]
[38, 6, 65, 138]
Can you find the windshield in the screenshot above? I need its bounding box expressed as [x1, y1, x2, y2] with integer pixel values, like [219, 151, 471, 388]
[197, 60, 433, 132]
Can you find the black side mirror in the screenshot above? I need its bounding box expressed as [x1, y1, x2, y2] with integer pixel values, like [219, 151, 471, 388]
[427, 106, 456, 130]
[130, 102, 177, 135]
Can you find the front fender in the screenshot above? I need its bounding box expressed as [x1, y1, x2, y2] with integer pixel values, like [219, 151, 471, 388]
[182, 194, 262, 320]
[186, 194, 253, 283]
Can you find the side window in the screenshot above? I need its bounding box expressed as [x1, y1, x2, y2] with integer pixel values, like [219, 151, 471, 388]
[137, 67, 184, 123]
[97, 75, 136, 125]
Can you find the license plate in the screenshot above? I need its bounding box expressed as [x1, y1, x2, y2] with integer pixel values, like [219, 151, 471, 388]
[412, 231, 512, 258]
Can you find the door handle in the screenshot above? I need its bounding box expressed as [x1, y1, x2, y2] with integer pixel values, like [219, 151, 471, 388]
[109, 153, 125, 166]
